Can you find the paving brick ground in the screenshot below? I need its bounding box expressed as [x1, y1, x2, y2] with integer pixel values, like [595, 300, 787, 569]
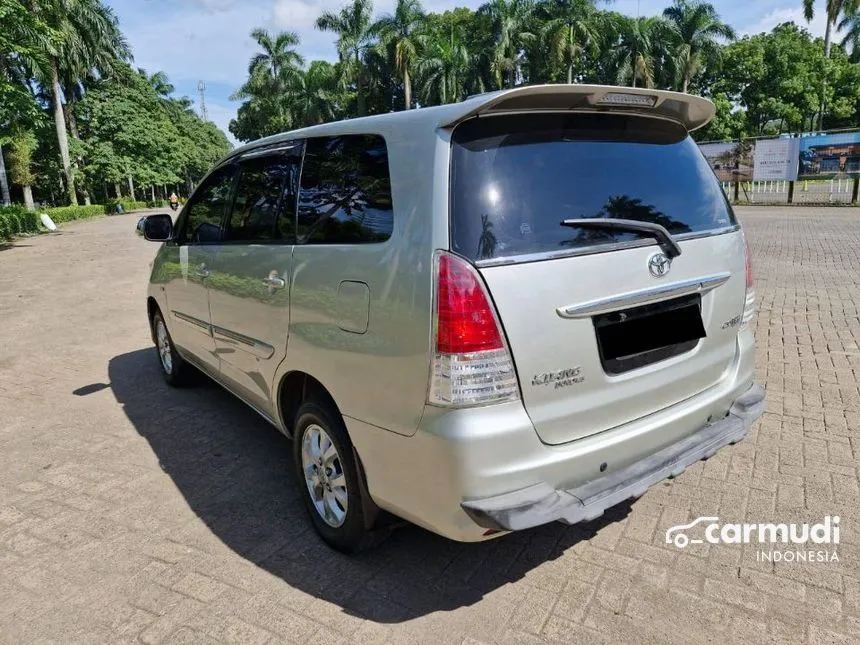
[1, 206, 858, 644]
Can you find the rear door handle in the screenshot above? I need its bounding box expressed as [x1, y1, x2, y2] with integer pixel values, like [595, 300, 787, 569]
[263, 272, 285, 289]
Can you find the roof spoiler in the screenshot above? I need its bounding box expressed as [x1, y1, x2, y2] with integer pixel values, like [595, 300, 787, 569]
[440, 84, 716, 132]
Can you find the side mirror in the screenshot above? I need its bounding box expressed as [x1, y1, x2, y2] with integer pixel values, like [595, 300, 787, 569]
[137, 214, 174, 241]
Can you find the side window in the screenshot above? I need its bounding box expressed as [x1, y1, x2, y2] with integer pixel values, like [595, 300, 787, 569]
[297, 134, 393, 244]
[225, 151, 301, 243]
[180, 165, 235, 244]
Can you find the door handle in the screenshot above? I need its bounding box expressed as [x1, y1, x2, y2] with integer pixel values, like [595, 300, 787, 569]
[196, 264, 210, 278]
[263, 272, 285, 289]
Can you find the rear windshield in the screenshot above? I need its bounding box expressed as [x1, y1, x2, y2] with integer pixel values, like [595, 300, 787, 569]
[450, 113, 736, 261]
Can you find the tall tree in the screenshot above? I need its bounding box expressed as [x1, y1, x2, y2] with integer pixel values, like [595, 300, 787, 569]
[802, 0, 860, 127]
[373, 0, 425, 109]
[291, 60, 340, 125]
[246, 28, 304, 81]
[416, 25, 470, 104]
[478, 0, 535, 88]
[610, 15, 674, 88]
[838, 6, 860, 62]
[7, 132, 37, 210]
[538, 0, 606, 84]
[316, 0, 374, 115]
[32, 0, 131, 205]
[663, 0, 734, 93]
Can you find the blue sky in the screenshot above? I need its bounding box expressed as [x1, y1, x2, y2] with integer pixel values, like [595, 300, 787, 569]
[107, 0, 835, 145]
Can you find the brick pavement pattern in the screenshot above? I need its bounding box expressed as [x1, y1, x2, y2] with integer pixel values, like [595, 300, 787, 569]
[1, 207, 859, 644]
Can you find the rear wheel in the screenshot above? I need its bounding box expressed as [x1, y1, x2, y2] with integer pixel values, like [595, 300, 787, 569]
[152, 309, 193, 387]
[293, 399, 376, 553]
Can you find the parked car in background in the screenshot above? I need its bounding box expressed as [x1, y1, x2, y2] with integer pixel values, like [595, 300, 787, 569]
[137, 84, 765, 552]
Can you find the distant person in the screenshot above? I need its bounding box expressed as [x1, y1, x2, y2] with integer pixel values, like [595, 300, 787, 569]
[169, 192, 179, 212]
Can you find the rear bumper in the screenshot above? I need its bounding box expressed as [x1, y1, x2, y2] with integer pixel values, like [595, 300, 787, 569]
[461, 382, 765, 531]
[347, 331, 762, 542]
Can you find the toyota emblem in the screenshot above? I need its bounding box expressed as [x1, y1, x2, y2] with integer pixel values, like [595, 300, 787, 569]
[648, 252, 671, 278]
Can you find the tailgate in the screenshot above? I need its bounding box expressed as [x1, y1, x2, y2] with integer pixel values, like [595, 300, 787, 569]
[480, 233, 747, 445]
[448, 110, 747, 445]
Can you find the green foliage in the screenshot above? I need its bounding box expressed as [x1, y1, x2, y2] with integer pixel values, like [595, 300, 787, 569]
[0, 205, 39, 241]
[42, 204, 104, 222]
[227, 1, 860, 144]
[1, 1, 231, 209]
[7, 131, 37, 186]
[714, 23, 827, 133]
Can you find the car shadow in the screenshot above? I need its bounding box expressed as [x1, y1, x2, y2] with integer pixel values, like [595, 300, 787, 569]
[106, 348, 632, 623]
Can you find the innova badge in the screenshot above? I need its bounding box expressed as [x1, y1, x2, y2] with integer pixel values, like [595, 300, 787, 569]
[648, 252, 671, 278]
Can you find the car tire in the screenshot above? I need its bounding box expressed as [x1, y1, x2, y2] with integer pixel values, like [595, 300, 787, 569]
[293, 399, 378, 553]
[152, 309, 193, 387]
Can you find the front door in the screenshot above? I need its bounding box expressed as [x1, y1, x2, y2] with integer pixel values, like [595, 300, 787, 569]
[164, 164, 235, 374]
[207, 144, 302, 414]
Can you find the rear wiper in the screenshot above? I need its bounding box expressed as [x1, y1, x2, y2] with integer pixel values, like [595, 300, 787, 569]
[559, 218, 682, 258]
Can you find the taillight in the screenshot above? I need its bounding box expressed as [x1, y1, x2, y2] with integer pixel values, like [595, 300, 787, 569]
[428, 251, 519, 406]
[742, 232, 755, 327]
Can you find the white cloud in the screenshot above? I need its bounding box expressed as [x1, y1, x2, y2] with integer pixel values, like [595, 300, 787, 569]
[125, 3, 263, 85]
[741, 5, 840, 39]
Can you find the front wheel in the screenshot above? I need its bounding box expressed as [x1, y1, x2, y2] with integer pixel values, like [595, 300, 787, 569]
[152, 309, 193, 387]
[293, 400, 376, 553]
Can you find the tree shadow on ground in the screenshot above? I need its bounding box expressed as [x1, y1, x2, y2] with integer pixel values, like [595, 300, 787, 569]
[105, 348, 633, 623]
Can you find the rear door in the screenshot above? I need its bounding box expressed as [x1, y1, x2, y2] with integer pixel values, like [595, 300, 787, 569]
[207, 144, 302, 414]
[449, 113, 747, 445]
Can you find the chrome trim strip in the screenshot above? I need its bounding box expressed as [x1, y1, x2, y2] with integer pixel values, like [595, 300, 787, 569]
[238, 142, 303, 160]
[212, 325, 275, 359]
[474, 226, 740, 268]
[171, 310, 212, 335]
[556, 272, 732, 319]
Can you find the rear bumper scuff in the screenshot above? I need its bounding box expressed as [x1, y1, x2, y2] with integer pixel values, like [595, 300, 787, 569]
[461, 382, 765, 532]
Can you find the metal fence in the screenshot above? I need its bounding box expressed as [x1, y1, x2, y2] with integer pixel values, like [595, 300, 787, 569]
[718, 178, 858, 205]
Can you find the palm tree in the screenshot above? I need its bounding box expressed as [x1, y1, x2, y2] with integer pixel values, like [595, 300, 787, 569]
[840, 7, 860, 62]
[291, 61, 339, 126]
[141, 69, 174, 99]
[663, 0, 734, 93]
[538, 0, 605, 84]
[316, 0, 374, 115]
[247, 28, 304, 81]
[478, 0, 535, 89]
[417, 26, 470, 104]
[30, 0, 130, 205]
[372, 0, 425, 109]
[802, 0, 860, 127]
[231, 29, 306, 137]
[610, 15, 673, 88]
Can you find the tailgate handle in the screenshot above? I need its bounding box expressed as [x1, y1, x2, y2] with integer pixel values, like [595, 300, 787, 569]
[557, 272, 731, 319]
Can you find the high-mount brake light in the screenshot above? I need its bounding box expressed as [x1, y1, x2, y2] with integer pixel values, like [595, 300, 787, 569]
[595, 92, 657, 108]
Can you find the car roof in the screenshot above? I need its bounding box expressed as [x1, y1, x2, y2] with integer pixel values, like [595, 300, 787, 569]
[223, 84, 716, 163]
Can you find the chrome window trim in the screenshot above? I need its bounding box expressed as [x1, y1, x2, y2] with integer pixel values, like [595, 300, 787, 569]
[473, 225, 740, 268]
[556, 271, 732, 319]
[238, 142, 303, 160]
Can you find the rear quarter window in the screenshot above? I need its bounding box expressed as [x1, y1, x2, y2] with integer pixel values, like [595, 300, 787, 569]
[450, 113, 737, 261]
[297, 134, 394, 244]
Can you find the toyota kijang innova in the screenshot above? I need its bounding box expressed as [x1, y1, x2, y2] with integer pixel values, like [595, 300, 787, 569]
[138, 84, 765, 552]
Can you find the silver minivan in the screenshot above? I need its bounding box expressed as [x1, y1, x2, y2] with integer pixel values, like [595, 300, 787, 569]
[138, 84, 764, 552]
